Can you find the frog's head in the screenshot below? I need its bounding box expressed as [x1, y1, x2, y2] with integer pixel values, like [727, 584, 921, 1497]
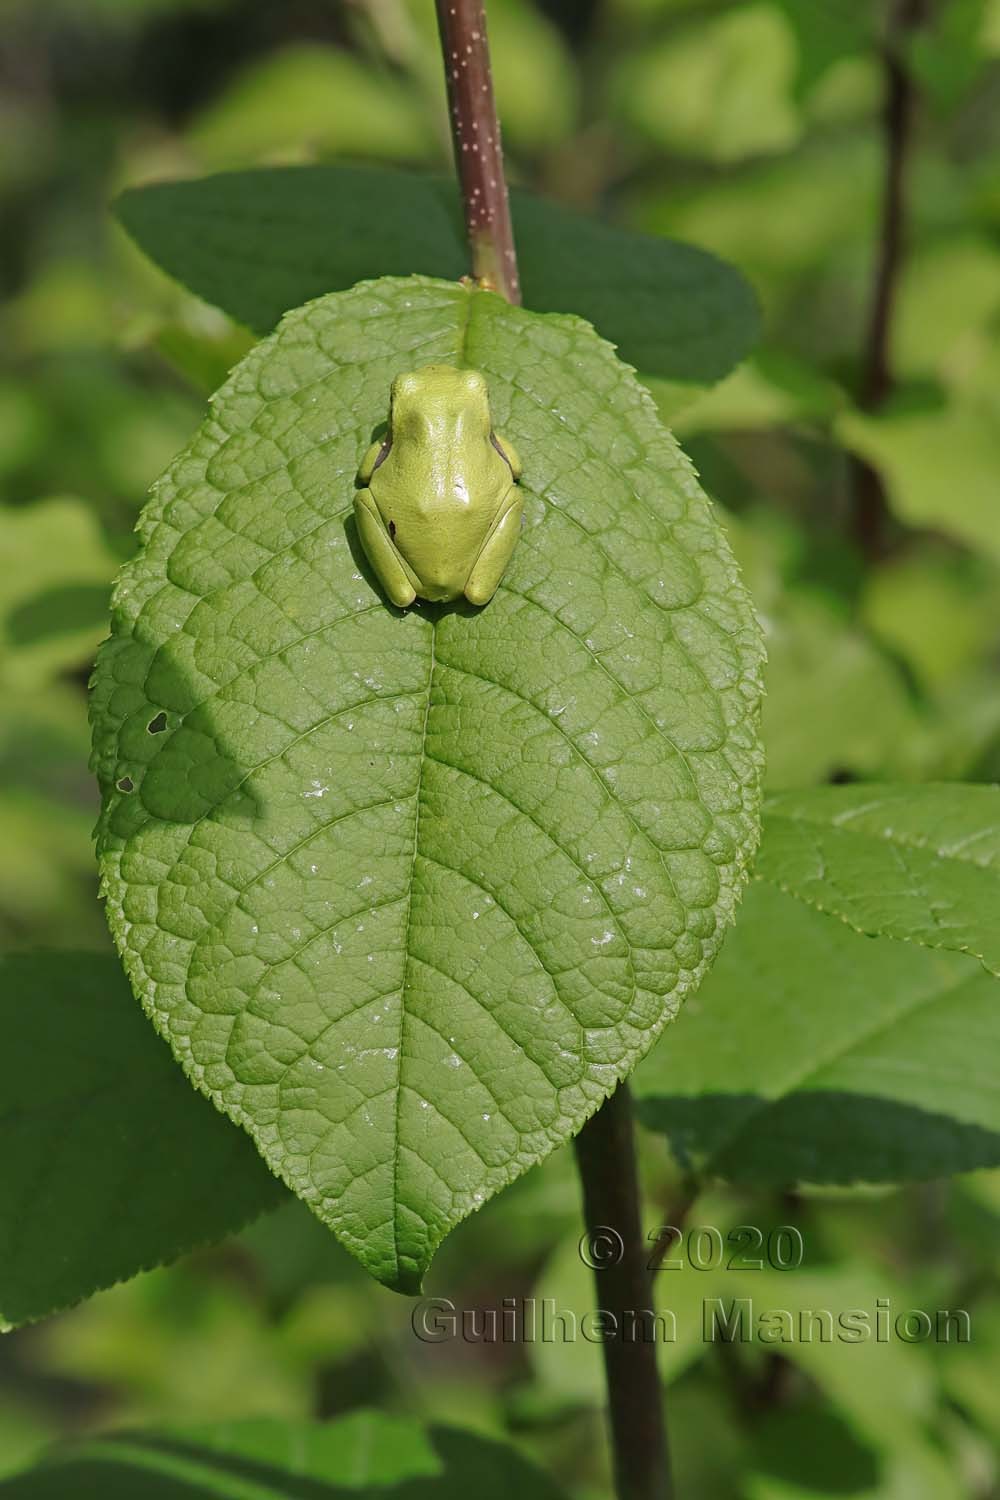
[390, 364, 491, 440]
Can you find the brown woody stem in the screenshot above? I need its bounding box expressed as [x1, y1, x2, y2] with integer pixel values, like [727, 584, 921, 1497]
[434, 0, 521, 304]
[574, 1084, 674, 1500]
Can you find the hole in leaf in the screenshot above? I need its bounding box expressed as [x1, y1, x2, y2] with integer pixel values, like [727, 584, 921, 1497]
[147, 711, 168, 734]
[116, 776, 134, 793]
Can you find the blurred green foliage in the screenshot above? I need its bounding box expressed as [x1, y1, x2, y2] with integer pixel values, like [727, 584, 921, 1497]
[2, 0, 1000, 1495]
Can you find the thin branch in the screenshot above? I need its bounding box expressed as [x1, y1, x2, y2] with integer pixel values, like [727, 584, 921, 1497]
[434, 0, 521, 304]
[860, 9, 916, 411]
[852, 0, 928, 556]
[574, 1084, 674, 1500]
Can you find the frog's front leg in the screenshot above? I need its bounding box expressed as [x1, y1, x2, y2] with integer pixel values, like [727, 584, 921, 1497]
[353, 488, 419, 608]
[464, 487, 524, 606]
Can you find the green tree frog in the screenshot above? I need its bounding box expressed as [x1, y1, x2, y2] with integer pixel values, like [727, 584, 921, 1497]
[354, 364, 522, 608]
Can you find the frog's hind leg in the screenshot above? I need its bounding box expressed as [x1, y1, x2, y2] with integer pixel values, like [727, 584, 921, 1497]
[464, 489, 524, 607]
[354, 488, 419, 607]
[492, 432, 522, 480]
[358, 435, 390, 484]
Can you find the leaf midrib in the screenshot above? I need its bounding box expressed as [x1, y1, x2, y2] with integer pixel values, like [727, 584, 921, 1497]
[392, 629, 435, 1282]
[388, 286, 475, 1283]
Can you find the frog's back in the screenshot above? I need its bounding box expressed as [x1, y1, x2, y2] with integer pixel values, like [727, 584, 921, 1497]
[370, 365, 512, 600]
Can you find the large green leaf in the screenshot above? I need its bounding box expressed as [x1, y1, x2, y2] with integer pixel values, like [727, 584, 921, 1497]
[0, 1411, 569, 1498]
[759, 783, 1000, 972]
[91, 276, 763, 1292]
[0, 952, 285, 1329]
[634, 881, 1000, 1184]
[114, 166, 759, 384]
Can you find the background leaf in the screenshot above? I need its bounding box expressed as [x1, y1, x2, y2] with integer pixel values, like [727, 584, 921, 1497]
[837, 394, 1000, 565]
[759, 783, 1000, 971]
[186, 46, 433, 168]
[716, 510, 920, 789]
[734, 1262, 964, 1500]
[633, 881, 1000, 1184]
[90, 275, 763, 1293]
[0, 688, 107, 948]
[0, 1410, 569, 1498]
[0, 951, 285, 1329]
[611, 3, 803, 163]
[0, 498, 119, 690]
[756, 594, 919, 789]
[114, 166, 759, 385]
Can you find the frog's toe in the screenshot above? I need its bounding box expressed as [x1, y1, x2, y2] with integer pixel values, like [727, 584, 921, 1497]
[386, 577, 418, 608]
[464, 577, 500, 607]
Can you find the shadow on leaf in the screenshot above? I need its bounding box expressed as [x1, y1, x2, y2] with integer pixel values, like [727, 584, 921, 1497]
[635, 1090, 1000, 1184]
